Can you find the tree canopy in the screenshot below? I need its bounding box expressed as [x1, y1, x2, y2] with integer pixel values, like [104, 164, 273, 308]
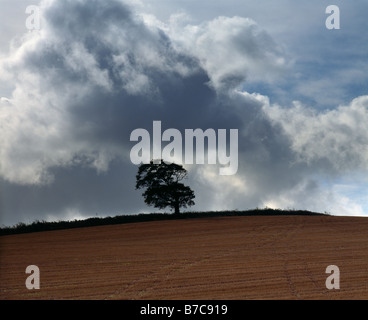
[135, 160, 195, 214]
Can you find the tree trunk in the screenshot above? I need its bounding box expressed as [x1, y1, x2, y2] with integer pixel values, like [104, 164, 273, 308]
[174, 200, 180, 214]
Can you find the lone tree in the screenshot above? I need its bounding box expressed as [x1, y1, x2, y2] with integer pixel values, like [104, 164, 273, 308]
[135, 160, 195, 214]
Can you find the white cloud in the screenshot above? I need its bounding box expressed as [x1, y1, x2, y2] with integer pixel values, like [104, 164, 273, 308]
[165, 15, 288, 91]
[0, 1, 290, 186]
[194, 165, 249, 210]
[263, 178, 366, 217]
[264, 95, 368, 172]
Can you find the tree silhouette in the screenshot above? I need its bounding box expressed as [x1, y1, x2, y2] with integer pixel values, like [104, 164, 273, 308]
[135, 160, 195, 214]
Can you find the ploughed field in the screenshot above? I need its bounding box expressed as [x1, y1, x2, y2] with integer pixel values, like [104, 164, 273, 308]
[1, 215, 367, 299]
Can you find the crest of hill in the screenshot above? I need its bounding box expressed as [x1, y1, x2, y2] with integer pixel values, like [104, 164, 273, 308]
[0, 209, 329, 236]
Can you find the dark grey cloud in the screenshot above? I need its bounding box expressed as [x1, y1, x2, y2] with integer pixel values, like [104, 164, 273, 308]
[0, 159, 143, 225]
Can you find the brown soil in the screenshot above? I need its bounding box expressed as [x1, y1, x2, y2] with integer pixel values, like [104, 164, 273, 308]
[1, 215, 367, 299]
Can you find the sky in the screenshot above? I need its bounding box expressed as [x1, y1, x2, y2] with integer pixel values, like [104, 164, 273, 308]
[0, 0, 367, 226]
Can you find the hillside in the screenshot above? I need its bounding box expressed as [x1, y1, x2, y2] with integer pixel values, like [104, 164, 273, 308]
[1, 214, 367, 300]
[0, 208, 326, 235]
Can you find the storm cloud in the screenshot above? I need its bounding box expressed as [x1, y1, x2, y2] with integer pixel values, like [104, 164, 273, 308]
[0, 0, 367, 226]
